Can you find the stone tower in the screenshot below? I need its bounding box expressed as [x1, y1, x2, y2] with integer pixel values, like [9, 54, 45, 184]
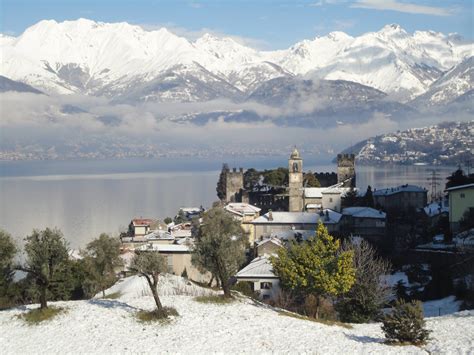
[288, 147, 304, 212]
[337, 154, 356, 187]
[225, 167, 244, 202]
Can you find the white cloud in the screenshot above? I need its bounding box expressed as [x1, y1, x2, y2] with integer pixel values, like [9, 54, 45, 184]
[351, 0, 453, 16]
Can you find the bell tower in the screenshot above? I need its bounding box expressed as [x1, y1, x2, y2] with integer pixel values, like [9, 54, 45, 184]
[288, 147, 303, 212]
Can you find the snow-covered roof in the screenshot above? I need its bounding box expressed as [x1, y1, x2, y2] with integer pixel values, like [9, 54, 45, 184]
[171, 229, 192, 238]
[446, 183, 474, 192]
[269, 229, 315, 241]
[256, 237, 284, 248]
[304, 187, 325, 198]
[252, 210, 342, 225]
[304, 185, 353, 198]
[235, 255, 278, 279]
[373, 184, 426, 196]
[342, 207, 386, 219]
[145, 230, 174, 240]
[224, 202, 261, 217]
[424, 200, 449, 217]
[136, 244, 190, 253]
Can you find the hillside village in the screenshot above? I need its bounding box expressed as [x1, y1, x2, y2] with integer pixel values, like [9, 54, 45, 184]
[113, 149, 474, 308]
[346, 121, 474, 166]
[2, 148, 473, 353]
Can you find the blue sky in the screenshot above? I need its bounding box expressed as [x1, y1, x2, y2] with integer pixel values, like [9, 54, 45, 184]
[1, 0, 472, 49]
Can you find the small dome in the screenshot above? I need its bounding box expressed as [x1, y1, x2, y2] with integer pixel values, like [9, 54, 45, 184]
[290, 147, 300, 159]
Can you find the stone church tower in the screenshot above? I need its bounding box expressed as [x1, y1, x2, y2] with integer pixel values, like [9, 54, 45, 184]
[288, 147, 303, 212]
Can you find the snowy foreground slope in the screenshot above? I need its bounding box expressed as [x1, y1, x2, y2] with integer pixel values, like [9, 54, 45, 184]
[2, 276, 473, 354]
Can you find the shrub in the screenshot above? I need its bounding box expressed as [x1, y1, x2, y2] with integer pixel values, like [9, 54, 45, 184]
[19, 306, 65, 324]
[194, 295, 234, 304]
[136, 307, 179, 322]
[231, 281, 259, 299]
[382, 299, 430, 345]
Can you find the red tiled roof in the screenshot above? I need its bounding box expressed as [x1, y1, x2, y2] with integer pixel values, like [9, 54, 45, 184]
[132, 218, 155, 226]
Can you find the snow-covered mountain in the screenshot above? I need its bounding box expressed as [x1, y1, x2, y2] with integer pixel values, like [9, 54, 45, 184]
[1, 19, 472, 103]
[412, 56, 473, 108]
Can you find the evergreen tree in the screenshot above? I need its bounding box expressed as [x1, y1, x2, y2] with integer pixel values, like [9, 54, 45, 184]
[244, 168, 261, 190]
[271, 222, 355, 318]
[445, 168, 474, 189]
[130, 252, 167, 315]
[303, 171, 321, 187]
[341, 186, 359, 208]
[216, 163, 228, 201]
[364, 185, 374, 207]
[0, 230, 17, 308]
[17, 228, 69, 309]
[382, 299, 430, 345]
[83, 233, 123, 297]
[192, 207, 246, 298]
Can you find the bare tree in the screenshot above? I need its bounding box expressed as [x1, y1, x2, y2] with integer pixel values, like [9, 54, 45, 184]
[337, 239, 392, 322]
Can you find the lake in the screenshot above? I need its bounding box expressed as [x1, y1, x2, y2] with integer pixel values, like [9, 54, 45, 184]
[0, 157, 456, 248]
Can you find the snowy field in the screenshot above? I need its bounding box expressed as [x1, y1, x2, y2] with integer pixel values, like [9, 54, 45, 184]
[1, 276, 473, 354]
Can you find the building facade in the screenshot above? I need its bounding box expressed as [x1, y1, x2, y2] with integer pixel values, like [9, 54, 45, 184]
[447, 183, 474, 232]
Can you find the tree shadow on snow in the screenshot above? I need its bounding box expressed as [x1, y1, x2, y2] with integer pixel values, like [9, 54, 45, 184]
[345, 333, 384, 344]
[88, 299, 138, 312]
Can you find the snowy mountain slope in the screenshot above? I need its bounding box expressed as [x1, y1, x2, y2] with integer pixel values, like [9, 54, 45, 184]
[0, 75, 43, 94]
[2, 276, 474, 354]
[1, 19, 472, 102]
[411, 56, 474, 107]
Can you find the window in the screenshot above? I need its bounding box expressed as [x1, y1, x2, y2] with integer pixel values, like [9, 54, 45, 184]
[460, 193, 465, 198]
[329, 198, 333, 203]
[260, 282, 272, 290]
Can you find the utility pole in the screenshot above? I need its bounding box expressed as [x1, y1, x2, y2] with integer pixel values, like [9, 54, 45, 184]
[427, 169, 442, 202]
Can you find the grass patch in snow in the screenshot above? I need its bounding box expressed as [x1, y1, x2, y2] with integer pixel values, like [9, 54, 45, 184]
[194, 295, 235, 304]
[277, 310, 352, 329]
[136, 307, 179, 323]
[103, 291, 122, 299]
[18, 306, 66, 325]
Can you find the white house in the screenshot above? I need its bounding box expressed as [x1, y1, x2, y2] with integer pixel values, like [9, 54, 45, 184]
[235, 255, 280, 301]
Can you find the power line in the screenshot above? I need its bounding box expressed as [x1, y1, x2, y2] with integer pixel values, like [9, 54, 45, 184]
[427, 169, 442, 202]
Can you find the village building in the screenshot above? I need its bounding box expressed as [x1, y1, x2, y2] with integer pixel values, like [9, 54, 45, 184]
[221, 148, 356, 214]
[128, 218, 156, 241]
[251, 209, 342, 242]
[255, 237, 284, 257]
[136, 243, 210, 283]
[446, 183, 474, 232]
[224, 202, 261, 244]
[423, 198, 449, 227]
[373, 184, 427, 213]
[340, 207, 387, 243]
[235, 255, 280, 300]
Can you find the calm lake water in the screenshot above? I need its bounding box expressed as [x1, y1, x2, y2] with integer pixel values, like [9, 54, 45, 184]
[0, 157, 456, 248]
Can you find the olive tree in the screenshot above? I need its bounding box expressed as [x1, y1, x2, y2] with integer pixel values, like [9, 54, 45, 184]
[17, 228, 69, 309]
[192, 207, 246, 298]
[130, 252, 167, 312]
[83, 233, 122, 297]
[0, 230, 17, 307]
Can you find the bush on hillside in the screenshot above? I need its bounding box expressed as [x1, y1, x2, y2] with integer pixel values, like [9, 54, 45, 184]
[382, 299, 430, 345]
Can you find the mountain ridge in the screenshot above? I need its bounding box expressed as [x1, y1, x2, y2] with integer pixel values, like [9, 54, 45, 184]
[1, 19, 472, 102]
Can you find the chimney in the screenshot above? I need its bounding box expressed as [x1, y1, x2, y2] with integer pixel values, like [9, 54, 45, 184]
[233, 167, 237, 172]
[268, 209, 273, 221]
[239, 167, 243, 172]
